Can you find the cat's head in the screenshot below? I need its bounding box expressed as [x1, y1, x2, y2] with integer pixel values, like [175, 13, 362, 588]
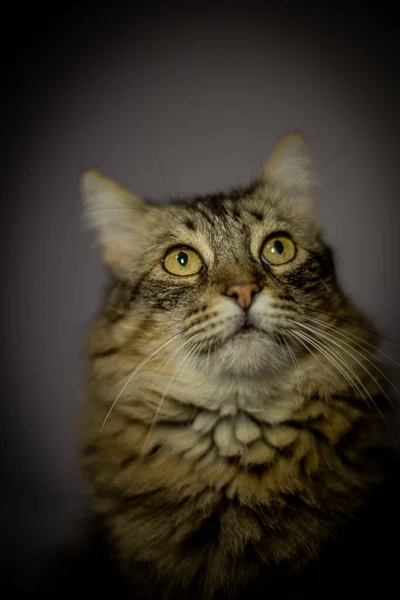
[83, 132, 342, 379]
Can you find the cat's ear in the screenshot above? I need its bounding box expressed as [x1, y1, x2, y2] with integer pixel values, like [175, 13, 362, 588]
[259, 131, 314, 196]
[259, 132, 320, 230]
[81, 170, 148, 275]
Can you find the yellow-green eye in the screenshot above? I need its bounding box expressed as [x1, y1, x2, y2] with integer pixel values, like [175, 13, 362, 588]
[261, 235, 296, 266]
[163, 246, 203, 276]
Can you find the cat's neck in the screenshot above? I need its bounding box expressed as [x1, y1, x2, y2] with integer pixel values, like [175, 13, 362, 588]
[131, 353, 336, 427]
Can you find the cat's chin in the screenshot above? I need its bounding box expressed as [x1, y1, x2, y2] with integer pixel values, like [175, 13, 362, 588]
[198, 330, 288, 378]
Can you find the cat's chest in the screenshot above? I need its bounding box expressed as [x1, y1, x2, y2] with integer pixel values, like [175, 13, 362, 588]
[139, 375, 314, 461]
[190, 407, 299, 458]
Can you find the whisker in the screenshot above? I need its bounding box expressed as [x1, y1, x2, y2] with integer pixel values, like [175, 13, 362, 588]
[283, 336, 300, 372]
[141, 339, 203, 453]
[317, 277, 331, 293]
[282, 337, 303, 396]
[99, 331, 183, 432]
[299, 304, 399, 345]
[289, 330, 350, 392]
[302, 316, 400, 387]
[153, 137, 173, 200]
[292, 327, 399, 445]
[136, 321, 178, 353]
[272, 150, 344, 204]
[152, 330, 207, 388]
[303, 315, 400, 371]
[291, 329, 372, 409]
[292, 319, 397, 410]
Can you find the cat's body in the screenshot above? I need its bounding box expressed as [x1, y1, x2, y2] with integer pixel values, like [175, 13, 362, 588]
[68, 133, 399, 599]
[44, 451, 399, 599]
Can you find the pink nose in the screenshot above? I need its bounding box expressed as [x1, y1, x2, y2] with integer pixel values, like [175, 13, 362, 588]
[225, 282, 261, 310]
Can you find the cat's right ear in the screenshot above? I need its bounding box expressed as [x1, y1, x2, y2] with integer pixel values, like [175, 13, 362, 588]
[81, 170, 148, 275]
[258, 132, 321, 234]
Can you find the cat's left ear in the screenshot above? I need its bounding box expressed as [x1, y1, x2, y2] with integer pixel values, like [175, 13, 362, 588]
[81, 170, 150, 277]
[258, 132, 320, 228]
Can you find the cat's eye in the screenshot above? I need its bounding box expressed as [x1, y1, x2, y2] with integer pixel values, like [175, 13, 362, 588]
[261, 235, 296, 266]
[163, 246, 204, 276]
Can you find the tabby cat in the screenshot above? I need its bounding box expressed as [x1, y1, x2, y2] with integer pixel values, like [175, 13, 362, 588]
[76, 133, 398, 599]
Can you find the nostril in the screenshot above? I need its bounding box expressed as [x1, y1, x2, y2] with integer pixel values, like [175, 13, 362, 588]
[224, 282, 261, 310]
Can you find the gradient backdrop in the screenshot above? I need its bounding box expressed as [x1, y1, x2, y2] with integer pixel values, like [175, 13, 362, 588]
[1, 3, 399, 589]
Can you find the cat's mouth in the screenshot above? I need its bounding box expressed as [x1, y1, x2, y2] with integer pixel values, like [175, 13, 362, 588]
[236, 322, 257, 335]
[195, 320, 261, 355]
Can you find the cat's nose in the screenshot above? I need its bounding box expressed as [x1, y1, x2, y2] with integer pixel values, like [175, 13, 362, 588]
[224, 282, 261, 310]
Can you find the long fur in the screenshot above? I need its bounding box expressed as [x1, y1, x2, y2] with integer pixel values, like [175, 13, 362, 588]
[64, 133, 400, 599]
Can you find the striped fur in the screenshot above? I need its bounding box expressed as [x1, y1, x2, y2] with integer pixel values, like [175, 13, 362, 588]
[80, 133, 395, 598]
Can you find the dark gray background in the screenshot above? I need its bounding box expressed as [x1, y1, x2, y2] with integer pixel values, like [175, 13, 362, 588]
[1, 2, 399, 587]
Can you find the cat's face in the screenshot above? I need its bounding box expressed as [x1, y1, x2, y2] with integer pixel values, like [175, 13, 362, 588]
[83, 133, 341, 378]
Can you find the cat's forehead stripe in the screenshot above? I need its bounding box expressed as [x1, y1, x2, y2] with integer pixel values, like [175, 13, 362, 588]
[179, 196, 256, 229]
[249, 211, 264, 221]
[184, 219, 196, 231]
[193, 204, 215, 225]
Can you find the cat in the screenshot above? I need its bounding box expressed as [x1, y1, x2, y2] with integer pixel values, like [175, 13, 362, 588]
[46, 133, 399, 599]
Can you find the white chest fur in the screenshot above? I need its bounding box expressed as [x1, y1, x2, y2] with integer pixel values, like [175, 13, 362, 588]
[191, 407, 299, 458]
[130, 367, 307, 460]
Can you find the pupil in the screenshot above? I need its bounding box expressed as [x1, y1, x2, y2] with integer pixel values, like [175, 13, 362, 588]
[272, 240, 284, 254]
[177, 251, 189, 267]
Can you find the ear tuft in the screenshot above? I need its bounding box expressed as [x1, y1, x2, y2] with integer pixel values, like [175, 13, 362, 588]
[81, 170, 146, 228]
[259, 131, 315, 196]
[81, 170, 148, 275]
